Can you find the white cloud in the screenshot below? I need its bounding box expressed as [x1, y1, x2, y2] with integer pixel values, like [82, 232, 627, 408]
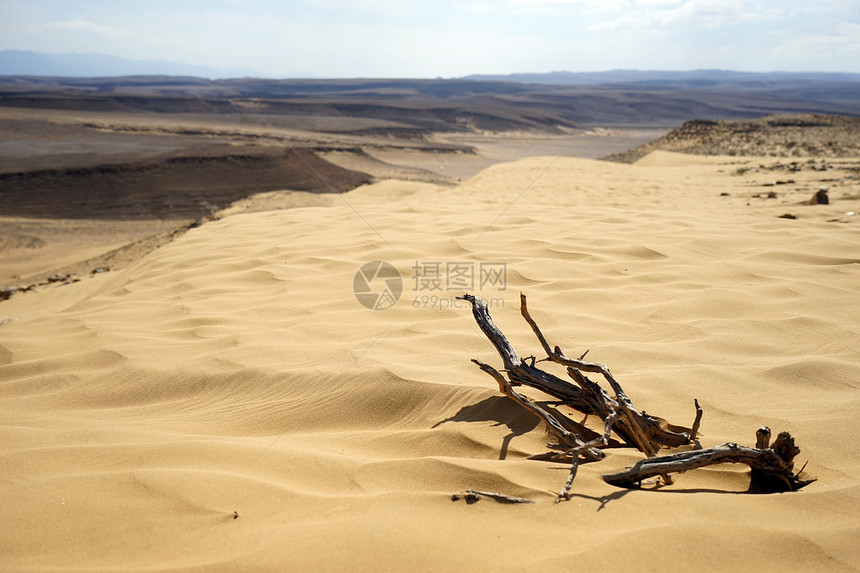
[509, 0, 626, 10]
[590, 0, 784, 31]
[43, 19, 123, 39]
[766, 20, 860, 63]
[509, 0, 681, 7]
[1, 0, 857, 76]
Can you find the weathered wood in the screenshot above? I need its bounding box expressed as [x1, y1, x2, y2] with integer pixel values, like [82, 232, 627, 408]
[472, 359, 603, 461]
[756, 426, 772, 449]
[457, 292, 813, 499]
[460, 294, 594, 411]
[689, 399, 703, 442]
[520, 292, 696, 452]
[556, 410, 622, 504]
[459, 293, 695, 455]
[603, 430, 814, 491]
[459, 293, 699, 496]
[466, 293, 522, 371]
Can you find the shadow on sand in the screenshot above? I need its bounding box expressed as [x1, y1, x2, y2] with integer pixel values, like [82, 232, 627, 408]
[433, 395, 540, 460]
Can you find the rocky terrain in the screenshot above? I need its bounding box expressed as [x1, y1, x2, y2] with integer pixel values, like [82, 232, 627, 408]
[607, 114, 860, 163]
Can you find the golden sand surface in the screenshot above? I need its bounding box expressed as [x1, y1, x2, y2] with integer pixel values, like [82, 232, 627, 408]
[1, 151, 858, 571]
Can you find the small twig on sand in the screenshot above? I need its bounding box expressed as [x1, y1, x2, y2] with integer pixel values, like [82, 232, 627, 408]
[452, 489, 535, 504]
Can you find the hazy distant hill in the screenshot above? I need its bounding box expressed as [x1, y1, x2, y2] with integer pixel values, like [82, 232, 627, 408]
[2, 66, 859, 127]
[4, 53, 859, 88]
[463, 69, 860, 87]
[0, 50, 264, 79]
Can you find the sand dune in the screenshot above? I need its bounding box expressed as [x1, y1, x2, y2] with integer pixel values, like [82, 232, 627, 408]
[1, 152, 858, 571]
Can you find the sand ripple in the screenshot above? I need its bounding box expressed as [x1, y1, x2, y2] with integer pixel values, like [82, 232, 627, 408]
[1, 152, 858, 571]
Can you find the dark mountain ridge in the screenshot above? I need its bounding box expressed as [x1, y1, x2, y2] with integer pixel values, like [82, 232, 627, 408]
[2, 72, 858, 128]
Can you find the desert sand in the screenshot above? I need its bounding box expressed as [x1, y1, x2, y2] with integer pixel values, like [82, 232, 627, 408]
[1, 151, 859, 571]
[0, 104, 667, 290]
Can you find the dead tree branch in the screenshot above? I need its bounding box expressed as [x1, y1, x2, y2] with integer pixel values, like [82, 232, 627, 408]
[472, 359, 603, 461]
[457, 293, 813, 499]
[604, 428, 815, 491]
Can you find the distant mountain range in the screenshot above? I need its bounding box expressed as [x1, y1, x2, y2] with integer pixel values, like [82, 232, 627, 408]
[0, 50, 266, 79]
[3, 50, 860, 86]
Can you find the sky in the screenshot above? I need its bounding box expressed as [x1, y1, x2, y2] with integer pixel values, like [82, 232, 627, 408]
[1, 0, 859, 78]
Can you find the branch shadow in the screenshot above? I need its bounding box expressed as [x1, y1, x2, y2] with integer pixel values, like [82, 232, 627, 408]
[579, 476, 801, 512]
[563, 489, 636, 511]
[557, 470, 797, 511]
[562, 482, 758, 512]
[433, 396, 541, 460]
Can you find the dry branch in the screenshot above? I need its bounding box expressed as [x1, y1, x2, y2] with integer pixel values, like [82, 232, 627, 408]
[471, 359, 603, 461]
[457, 293, 813, 500]
[604, 428, 814, 491]
[452, 489, 535, 504]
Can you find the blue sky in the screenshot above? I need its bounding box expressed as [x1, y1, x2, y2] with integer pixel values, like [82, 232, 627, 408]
[1, 0, 858, 77]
